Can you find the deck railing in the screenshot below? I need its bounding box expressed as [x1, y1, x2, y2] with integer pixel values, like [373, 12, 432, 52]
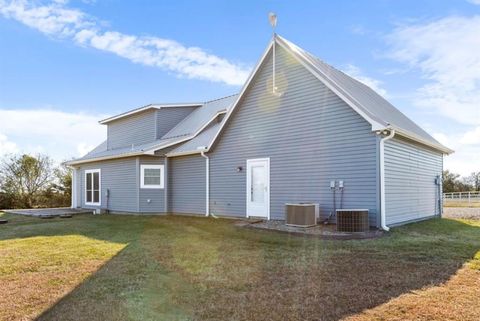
[443, 191, 480, 204]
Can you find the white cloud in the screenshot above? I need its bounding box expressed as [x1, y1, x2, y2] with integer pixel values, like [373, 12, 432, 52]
[0, 133, 19, 155]
[431, 130, 479, 176]
[76, 142, 94, 156]
[0, 0, 250, 85]
[385, 15, 480, 176]
[444, 144, 480, 176]
[0, 108, 106, 162]
[386, 16, 480, 126]
[432, 132, 450, 147]
[467, 0, 480, 5]
[343, 64, 388, 98]
[460, 126, 480, 145]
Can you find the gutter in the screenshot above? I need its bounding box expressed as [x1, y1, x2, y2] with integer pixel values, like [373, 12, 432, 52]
[388, 126, 454, 155]
[199, 147, 210, 217]
[379, 129, 395, 231]
[63, 150, 145, 166]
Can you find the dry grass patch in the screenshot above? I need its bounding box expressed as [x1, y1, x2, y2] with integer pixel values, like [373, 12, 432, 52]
[444, 201, 480, 208]
[0, 233, 126, 321]
[344, 268, 480, 321]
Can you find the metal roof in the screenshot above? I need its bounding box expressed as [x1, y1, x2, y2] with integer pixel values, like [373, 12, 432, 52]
[275, 36, 453, 154]
[160, 94, 238, 139]
[64, 137, 184, 165]
[167, 119, 225, 157]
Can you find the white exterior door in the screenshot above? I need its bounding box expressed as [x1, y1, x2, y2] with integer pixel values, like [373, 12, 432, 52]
[246, 158, 270, 219]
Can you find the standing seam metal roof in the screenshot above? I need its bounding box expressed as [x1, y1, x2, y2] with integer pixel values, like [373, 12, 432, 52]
[275, 36, 452, 153]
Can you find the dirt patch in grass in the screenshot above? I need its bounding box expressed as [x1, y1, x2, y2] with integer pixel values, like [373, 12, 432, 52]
[1, 214, 479, 321]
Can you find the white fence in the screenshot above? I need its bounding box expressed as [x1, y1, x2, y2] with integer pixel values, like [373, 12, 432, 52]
[443, 191, 480, 204]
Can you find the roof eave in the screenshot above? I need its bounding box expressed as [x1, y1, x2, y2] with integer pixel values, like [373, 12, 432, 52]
[143, 136, 194, 155]
[64, 151, 146, 166]
[166, 150, 202, 157]
[99, 103, 203, 124]
[389, 127, 454, 154]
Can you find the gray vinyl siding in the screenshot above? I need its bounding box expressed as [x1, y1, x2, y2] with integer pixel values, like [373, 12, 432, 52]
[156, 107, 197, 139]
[107, 110, 156, 149]
[209, 45, 379, 225]
[78, 157, 138, 212]
[139, 156, 166, 213]
[384, 137, 443, 225]
[168, 155, 206, 215]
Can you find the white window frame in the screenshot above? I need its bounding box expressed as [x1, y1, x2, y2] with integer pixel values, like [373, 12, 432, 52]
[85, 169, 101, 206]
[140, 164, 164, 189]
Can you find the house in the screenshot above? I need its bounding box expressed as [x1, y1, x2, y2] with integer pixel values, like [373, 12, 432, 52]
[65, 35, 453, 229]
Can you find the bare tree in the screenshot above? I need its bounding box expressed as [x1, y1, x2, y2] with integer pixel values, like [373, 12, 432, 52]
[442, 170, 472, 193]
[466, 172, 480, 191]
[0, 154, 53, 208]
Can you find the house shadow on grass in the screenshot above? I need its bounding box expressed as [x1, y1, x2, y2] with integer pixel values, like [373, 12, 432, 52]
[1, 213, 479, 321]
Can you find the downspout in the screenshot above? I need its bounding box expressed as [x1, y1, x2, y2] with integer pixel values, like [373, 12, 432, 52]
[164, 157, 169, 213]
[200, 149, 209, 217]
[379, 129, 395, 231]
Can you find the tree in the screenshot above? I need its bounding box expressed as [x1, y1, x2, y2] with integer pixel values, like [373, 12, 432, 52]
[466, 172, 480, 191]
[442, 170, 473, 193]
[442, 170, 460, 193]
[50, 163, 72, 207]
[0, 154, 53, 208]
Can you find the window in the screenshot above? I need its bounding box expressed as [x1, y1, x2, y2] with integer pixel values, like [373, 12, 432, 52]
[85, 169, 101, 205]
[141, 165, 164, 189]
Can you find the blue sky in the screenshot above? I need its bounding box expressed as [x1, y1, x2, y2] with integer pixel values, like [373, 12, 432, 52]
[0, 0, 479, 175]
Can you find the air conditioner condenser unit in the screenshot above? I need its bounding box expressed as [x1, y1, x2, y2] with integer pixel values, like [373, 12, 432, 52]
[285, 203, 319, 227]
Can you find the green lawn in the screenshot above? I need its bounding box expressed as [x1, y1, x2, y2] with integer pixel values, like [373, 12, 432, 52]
[0, 212, 479, 321]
